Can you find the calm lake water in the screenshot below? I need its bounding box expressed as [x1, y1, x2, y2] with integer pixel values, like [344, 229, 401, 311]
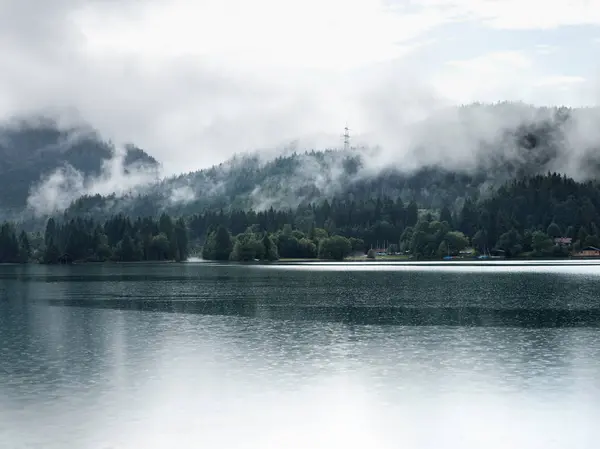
[1, 261, 599, 448]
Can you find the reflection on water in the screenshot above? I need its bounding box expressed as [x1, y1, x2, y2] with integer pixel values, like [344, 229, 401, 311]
[5, 261, 600, 327]
[1, 262, 600, 448]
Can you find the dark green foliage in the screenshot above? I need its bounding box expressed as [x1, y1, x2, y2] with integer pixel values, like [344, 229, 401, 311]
[7, 171, 600, 262]
[33, 213, 188, 264]
[406, 201, 419, 227]
[202, 226, 233, 261]
[495, 230, 523, 257]
[546, 222, 561, 239]
[531, 231, 553, 255]
[349, 237, 365, 252]
[474, 173, 600, 254]
[42, 239, 60, 264]
[174, 218, 189, 262]
[226, 228, 280, 262]
[318, 236, 352, 261]
[150, 234, 170, 261]
[440, 206, 453, 227]
[262, 234, 279, 261]
[459, 198, 478, 237]
[0, 223, 32, 263]
[18, 231, 30, 263]
[116, 233, 140, 262]
[230, 231, 264, 261]
[0, 223, 21, 263]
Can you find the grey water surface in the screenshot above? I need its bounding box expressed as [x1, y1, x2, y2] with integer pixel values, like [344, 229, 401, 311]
[1, 261, 599, 448]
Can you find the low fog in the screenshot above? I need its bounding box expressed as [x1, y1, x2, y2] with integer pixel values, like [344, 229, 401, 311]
[26, 148, 159, 216]
[19, 102, 600, 215]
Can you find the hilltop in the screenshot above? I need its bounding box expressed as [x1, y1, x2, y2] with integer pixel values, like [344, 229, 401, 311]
[62, 103, 600, 221]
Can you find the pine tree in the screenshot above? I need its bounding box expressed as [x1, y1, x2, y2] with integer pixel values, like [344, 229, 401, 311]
[18, 231, 30, 263]
[262, 234, 279, 261]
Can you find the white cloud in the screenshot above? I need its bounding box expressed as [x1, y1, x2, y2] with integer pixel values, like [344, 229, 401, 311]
[430, 51, 593, 106]
[0, 0, 598, 178]
[26, 150, 158, 216]
[418, 0, 600, 30]
[76, 0, 444, 72]
[432, 51, 533, 103]
[534, 76, 586, 87]
[534, 44, 559, 55]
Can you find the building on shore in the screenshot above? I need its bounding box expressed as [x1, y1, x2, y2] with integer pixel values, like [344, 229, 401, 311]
[574, 246, 600, 258]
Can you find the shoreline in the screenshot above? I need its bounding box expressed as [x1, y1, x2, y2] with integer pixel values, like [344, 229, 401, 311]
[4, 256, 600, 267]
[277, 256, 600, 263]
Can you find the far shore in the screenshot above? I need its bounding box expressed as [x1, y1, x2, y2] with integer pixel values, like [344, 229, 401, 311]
[275, 255, 600, 264]
[6, 256, 600, 266]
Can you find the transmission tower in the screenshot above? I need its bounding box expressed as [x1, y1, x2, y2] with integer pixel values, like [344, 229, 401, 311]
[343, 124, 350, 151]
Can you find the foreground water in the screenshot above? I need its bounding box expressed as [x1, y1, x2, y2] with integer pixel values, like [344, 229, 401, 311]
[1, 261, 599, 448]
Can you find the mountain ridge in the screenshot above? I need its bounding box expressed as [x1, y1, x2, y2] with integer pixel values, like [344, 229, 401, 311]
[4, 102, 600, 228]
[61, 102, 600, 221]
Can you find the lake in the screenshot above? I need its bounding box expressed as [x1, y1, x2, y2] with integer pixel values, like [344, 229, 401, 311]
[1, 261, 599, 448]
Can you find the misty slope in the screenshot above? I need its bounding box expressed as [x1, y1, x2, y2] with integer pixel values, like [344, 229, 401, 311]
[62, 103, 600, 220]
[0, 117, 159, 213]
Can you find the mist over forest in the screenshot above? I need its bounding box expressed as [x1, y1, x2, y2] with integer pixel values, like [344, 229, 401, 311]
[0, 102, 598, 230]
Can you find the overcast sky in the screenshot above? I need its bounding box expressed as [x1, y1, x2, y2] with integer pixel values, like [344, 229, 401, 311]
[1, 0, 599, 174]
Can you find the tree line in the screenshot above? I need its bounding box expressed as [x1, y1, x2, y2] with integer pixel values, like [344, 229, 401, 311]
[0, 213, 189, 264]
[4, 173, 600, 263]
[201, 224, 363, 262]
[194, 173, 600, 260]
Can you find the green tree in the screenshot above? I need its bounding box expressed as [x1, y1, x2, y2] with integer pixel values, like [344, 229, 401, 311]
[496, 229, 523, 258]
[437, 240, 449, 257]
[297, 238, 317, 258]
[546, 222, 562, 239]
[459, 198, 477, 237]
[43, 238, 61, 264]
[445, 231, 469, 253]
[472, 229, 488, 253]
[18, 231, 31, 263]
[174, 218, 189, 261]
[205, 226, 233, 261]
[230, 232, 264, 261]
[159, 213, 177, 259]
[578, 227, 588, 246]
[406, 201, 419, 227]
[262, 234, 279, 261]
[44, 218, 56, 248]
[0, 223, 20, 263]
[318, 236, 352, 261]
[349, 237, 365, 253]
[151, 233, 171, 260]
[440, 206, 453, 226]
[531, 231, 553, 255]
[584, 234, 600, 248]
[117, 234, 139, 261]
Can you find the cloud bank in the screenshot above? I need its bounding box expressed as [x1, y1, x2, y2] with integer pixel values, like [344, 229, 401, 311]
[0, 0, 598, 178]
[26, 148, 159, 216]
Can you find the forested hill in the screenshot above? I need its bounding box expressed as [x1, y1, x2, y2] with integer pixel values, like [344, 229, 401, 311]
[61, 103, 600, 221]
[0, 116, 159, 215]
[64, 151, 486, 220]
[6, 102, 600, 226]
[4, 172, 600, 264]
